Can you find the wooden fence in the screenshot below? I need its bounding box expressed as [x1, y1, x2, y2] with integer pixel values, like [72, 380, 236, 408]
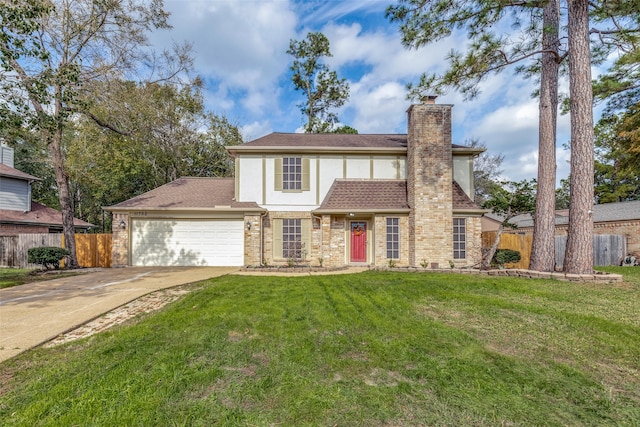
[481, 232, 532, 269]
[0, 233, 112, 268]
[482, 232, 627, 269]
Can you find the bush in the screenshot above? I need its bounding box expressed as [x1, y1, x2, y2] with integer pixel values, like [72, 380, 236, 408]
[492, 249, 521, 268]
[27, 247, 71, 270]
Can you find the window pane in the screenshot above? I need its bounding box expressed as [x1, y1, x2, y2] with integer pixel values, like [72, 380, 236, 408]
[386, 217, 400, 259]
[282, 219, 303, 259]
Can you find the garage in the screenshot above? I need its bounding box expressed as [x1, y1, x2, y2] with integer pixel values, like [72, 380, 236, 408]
[131, 219, 244, 266]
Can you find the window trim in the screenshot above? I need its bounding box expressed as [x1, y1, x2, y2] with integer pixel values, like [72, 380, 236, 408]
[453, 217, 466, 260]
[386, 217, 399, 259]
[274, 157, 310, 192]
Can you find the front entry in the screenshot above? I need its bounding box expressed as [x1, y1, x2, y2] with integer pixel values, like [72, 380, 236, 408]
[350, 221, 367, 263]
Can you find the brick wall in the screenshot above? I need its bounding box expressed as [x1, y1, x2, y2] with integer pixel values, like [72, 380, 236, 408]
[464, 216, 483, 268]
[244, 214, 262, 266]
[374, 215, 410, 267]
[407, 101, 454, 266]
[261, 211, 319, 266]
[111, 212, 129, 267]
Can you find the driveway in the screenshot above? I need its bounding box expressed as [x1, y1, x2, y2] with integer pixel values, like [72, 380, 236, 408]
[0, 267, 237, 363]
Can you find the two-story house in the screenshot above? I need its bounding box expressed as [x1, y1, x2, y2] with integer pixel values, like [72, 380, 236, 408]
[107, 99, 486, 268]
[0, 144, 93, 235]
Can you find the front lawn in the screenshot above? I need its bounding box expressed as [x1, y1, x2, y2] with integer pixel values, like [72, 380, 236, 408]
[1, 271, 638, 426]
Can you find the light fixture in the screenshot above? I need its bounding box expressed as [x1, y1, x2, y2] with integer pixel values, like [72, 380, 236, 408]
[246, 220, 251, 230]
[119, 220, 126, 230]
[348, 212, 356, 217]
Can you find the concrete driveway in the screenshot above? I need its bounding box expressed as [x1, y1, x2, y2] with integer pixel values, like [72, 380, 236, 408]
[0, 266, 237, 363]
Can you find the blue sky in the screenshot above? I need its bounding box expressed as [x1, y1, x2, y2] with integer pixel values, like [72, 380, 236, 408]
[150, 0, 602, 184]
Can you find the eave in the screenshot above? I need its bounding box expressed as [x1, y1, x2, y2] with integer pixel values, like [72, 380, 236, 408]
[226, 146, 408, 156]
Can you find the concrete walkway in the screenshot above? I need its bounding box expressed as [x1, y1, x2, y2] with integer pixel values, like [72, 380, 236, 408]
[0, 267, 237, 363]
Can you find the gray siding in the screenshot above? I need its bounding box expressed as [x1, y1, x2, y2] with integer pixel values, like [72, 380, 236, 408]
[0, 145, 14, 167]
[0, 176, 30, 211]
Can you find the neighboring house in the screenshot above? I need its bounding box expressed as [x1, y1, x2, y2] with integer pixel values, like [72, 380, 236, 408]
[106, 99, 486, 268]
[481, 213, 503, 233]
[0, 144, 93, 235]
[511, 200, 640, 258]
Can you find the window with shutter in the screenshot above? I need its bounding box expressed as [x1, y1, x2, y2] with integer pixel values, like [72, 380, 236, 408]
[275, 157, 309, 192]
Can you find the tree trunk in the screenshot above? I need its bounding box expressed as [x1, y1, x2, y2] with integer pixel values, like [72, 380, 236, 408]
[530, 0, 560, 273]
[49, 127, 78, 268]
[482, 223, 505, 270]
[564, 0, 594, 274]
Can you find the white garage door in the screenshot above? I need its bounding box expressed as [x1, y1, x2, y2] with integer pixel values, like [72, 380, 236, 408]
[131, 219, 244, 266]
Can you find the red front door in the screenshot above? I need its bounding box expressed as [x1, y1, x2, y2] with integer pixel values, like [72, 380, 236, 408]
[350, 221, 367, 263]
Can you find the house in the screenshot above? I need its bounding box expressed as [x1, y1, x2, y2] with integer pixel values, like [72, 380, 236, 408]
[0, 144, 93, 235]
[511, 200, 640, 258]
[105, 99, 486, 268]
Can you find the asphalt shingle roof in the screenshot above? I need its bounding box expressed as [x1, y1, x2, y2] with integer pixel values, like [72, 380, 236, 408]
[0, 163, 40, 181]
[317, 179, 410, 212]
[315, 179, 483, 213]
[511, 200, 640, 227]
[0, 202, 93, 228]
[452, 181, 482, 211]
[105, 177, 263, 211]
[231, 133, 474, 151]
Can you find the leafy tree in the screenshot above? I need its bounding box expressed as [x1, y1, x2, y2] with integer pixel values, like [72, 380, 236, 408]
[387, 0, 638, 274]
[287, 32, 350, 133]
[593, 107, 640, 203]
[65, 81, 242, 230]
[555, 177, 571, 210]
[481, 180, 537, 270]
[331, 125, 358, 134]
[387, 0, 561, 272]
[467, 139, 504, 206]
[0, 0, 191, 267]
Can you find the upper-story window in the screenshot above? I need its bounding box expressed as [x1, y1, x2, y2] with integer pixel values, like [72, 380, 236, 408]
[274, 157, 310, 191]
[283, 157, 302, 190]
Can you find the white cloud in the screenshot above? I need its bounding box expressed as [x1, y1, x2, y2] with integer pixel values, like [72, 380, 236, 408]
[241, 121, 272, 141]
[150, 0, 583, 187]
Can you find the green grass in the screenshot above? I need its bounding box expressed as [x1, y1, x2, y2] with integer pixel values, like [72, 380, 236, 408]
[0, 268, 82, 289]
[1, 270, 639, 426]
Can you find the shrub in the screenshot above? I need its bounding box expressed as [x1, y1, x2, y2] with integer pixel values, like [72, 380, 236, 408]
[27, 247, 71, 270]
[492, 249, 521, 268]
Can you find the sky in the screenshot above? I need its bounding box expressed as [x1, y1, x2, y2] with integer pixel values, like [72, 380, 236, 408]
[149, 0, 604, 185]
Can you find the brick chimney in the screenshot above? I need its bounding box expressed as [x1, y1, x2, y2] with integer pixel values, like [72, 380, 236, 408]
[406, 97, 454, 266]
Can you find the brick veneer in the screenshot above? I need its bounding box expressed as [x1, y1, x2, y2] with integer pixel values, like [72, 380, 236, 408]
[407, 102, 454, 266]
[374, 215, 410, 267]
[111, 212, 129, 267]
[244, 214, 263, 266]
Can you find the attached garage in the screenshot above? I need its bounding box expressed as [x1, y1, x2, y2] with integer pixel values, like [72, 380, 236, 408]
[131, 219, 244, 266]
[105, 177, 264, 267]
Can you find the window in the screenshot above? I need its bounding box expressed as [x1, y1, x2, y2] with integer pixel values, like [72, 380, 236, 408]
[386, 218, 399, 259]
[453, 218, 466, 259]
[282, 218, 302, 259]
[283, 157, 302, 190]
[274, 157, 310, 191]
